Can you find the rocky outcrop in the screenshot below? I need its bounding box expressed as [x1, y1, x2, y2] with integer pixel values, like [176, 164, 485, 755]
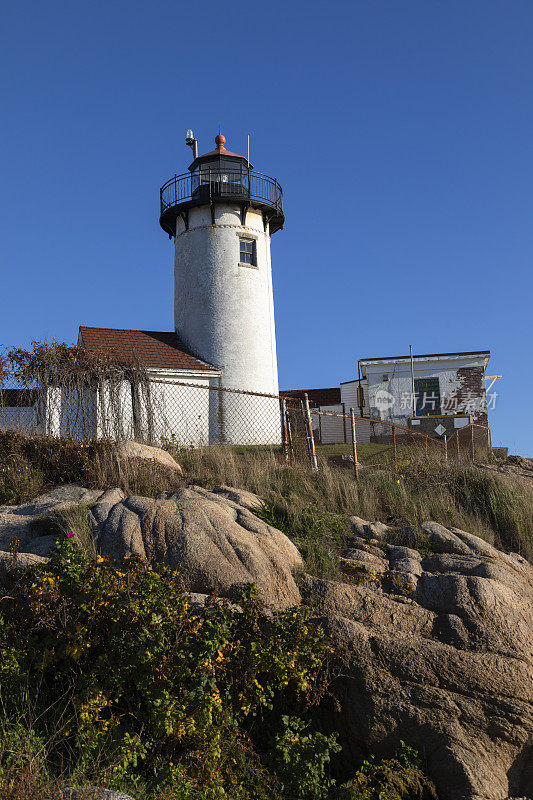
[2, 481, 532, 798]
[0, 483, 301, 610]
[0, 484, 105, 554]
[89, 485, 302, 609]
[113, 440, 183, 474]
[302, 518, 533, 800]
[0, 550, 48, 573]
[211, 484, 264, 510]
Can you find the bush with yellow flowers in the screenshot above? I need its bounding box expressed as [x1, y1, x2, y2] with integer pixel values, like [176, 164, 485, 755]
[0, 536, 338, 799]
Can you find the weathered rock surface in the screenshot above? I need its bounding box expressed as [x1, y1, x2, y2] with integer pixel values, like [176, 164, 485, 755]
[302, 518, 533, 800]
[3, 482, 532, 798]
[211, 484, 263, 510]
[89, 485, 302, 608]
[0, 484, 105, 554]
[113, 440, 183, 473]
[0, 483, 300, 608]
[0, 550, 48, 573]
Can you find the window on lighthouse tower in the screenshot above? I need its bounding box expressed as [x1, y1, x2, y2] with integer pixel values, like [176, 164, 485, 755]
[239, 238, 256, 267]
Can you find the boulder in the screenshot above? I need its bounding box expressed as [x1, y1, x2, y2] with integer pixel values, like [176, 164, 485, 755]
[0, 550, 48, 573]
[211, 484, 264, 510]
[348, 516, 390, 540]
[301, 517, 533, 800]
[0, 484, 105, 552]
[90, 486, 303, 609]
[113, 440, 183, 473]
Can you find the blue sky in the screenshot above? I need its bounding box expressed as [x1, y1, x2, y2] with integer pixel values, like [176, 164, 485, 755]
[1, 1, 532, 454]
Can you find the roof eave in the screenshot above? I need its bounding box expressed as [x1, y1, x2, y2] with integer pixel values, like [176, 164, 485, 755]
[359, 351, 491, 377]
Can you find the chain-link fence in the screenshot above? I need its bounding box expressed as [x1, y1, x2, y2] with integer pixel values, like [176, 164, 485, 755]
[282, 396, 490, 474]
[0, 375, 282, 447]
[0, 371, 490, 474]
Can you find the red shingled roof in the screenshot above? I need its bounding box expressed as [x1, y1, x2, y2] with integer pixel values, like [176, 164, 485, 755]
[79, 327, 217, 372]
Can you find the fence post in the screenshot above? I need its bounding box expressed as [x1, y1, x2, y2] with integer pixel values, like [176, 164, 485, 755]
[456, 430, 460, 463]
[392, 424, 397, 472]
[286, 410, 295, 466]
[281, 399, 290, 464]
[350, 408, 359, 481]
[470, 424, 475, 462]
[303, 393, 318, 473]
[444, 434, 448, 465]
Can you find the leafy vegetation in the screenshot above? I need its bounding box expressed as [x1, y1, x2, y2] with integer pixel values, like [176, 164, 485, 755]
[0, 539, 436, 799]
[0, 537, 339, 799]
[332, 743, 437, 800]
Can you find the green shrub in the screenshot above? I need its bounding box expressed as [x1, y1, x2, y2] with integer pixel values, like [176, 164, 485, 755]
[333, 742, 437, 800]
[0, 538, 331, 798]
[269, 715, 341, 800]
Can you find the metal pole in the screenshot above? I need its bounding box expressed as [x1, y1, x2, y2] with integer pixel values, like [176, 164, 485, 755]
[410, 345, 416, 419]
[350, 408, 359, 481]
[456, 430, 460, 462]
[286, 412, 295, 466]
[470, 424, 475, 462]
[281, 399, 289, 464]
[303, 393, 318, 473]
[392, 424, 397, 472]
[444, 434, 448, 465]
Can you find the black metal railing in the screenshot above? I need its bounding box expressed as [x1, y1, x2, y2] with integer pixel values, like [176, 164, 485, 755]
[160, 169, 283, 215]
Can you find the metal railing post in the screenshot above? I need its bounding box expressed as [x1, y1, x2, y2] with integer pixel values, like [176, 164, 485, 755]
[303, 393, 318, 473]
[350, 408, 359, 481]
[281, 399, 290, 464]
[392, 424, 397, 472]
[286, 410, 295, 466]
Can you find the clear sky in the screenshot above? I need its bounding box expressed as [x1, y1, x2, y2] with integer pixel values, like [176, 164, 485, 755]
[1, 1, 532, 454]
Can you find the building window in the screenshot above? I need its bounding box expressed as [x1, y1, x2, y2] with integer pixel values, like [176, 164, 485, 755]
[239, 238, 256, 266]
[414, 377, 441, 416]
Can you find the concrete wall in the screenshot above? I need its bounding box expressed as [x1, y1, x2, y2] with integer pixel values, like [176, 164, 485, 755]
[59, 388, 97, 441]
[95, 375, 215, 447]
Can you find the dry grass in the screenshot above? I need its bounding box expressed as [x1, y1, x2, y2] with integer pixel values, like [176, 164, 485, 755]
[176, 445, 533, 564]
[1, 431, 531, 567]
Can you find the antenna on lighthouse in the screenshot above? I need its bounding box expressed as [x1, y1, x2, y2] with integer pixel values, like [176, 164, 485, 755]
[185, 129, 198, 160]
[247, 134, 250, 166]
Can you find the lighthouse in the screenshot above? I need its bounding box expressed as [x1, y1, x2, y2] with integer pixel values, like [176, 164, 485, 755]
[159, 131, 284, 443]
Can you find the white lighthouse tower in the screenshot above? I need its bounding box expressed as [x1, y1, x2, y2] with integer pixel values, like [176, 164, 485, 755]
[159, 131, 284, 443]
